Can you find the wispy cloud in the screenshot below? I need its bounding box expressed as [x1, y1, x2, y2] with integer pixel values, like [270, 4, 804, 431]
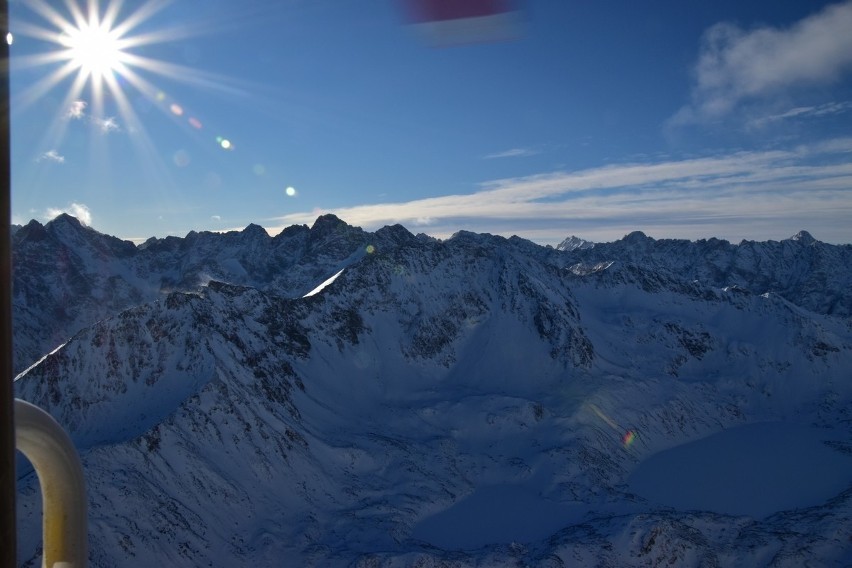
[66, 100, 87, 119]
[95, 117, 120, 134]
[45, 202, 93, 226]
[672, 1, 852, 124]
[64, 100, 120, 133]
[484, 147, 538, 159]
[211, 215, 221, 221]
[748, 101, 852, 129]
[266, 137, 852, 244]
[37, 149, 65, 163]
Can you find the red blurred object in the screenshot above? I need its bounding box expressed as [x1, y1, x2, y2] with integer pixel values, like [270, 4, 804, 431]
[403, 0, 524, 45]
[406, 0, 515, 22]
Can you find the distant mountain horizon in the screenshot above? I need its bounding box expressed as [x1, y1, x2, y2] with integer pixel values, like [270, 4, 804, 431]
[12, 211, 850, 249]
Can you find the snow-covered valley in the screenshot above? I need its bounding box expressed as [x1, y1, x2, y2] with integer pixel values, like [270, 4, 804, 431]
[10, 215, 852, 566]
[628, 421, 852, 518]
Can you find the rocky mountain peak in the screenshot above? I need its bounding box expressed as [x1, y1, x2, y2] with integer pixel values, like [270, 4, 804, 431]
[447, 229, 498, 247]
[310, 213, 347, 234]
[43, 213, 87, 243]
[622, 230, 650, 243]
[15, 219, 48, 243]
[790, 229, 816, 245]
[241, 223, 269, 239]
[39, 214, 137, 257]
[374, 223, 417, 247]
[556, 235, 595, 251]
[47, 211, 83, 228]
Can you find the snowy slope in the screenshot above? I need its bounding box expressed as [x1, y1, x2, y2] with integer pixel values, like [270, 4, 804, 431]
[11, 218, 852, 566]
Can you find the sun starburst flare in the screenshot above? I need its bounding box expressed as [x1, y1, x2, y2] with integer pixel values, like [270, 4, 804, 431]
[61, 16, 125, 81]
[11, 0, 243, 168]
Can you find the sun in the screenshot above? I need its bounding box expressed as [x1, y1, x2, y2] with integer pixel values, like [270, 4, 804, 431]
[60, 19, 125, 82]
[10, 0, 239, 163]
[11, 0, 163, 122]
[10, 0, 234, 117]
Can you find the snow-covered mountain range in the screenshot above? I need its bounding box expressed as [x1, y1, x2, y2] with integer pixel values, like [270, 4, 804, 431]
[11, 215, 852, 566]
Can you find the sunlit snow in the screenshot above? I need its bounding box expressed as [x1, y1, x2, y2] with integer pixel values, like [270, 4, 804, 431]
[13, 341, 67, 381]
[303, 268, 345, 297]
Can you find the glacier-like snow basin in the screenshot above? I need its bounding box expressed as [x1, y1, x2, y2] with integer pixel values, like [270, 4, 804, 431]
[412, 422, 852, 550]
[627, 421, 852, 518]
[410, 483, 589, 550]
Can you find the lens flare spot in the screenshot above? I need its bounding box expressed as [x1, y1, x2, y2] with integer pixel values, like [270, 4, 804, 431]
[219, 138, 232, 150]
[170, 103, 183, 116]
[188, 117, 202, 129]
[285, 186, 297, 197]
[252, 164, 266, 176]
[6, 33, 13, 45]
[156, 91, 166, 102]
[587, 403, 619, 431]
[366, 244, 376, 254]
[173, 149, 190, 167]
[622, 430, 636, 448]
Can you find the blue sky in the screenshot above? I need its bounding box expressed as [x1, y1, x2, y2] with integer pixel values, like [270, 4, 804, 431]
[8, 0, 852, 244]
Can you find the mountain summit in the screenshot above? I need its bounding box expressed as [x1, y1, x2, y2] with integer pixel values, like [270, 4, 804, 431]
[555, 235, 595, 251]
[790, 229, 816, 244]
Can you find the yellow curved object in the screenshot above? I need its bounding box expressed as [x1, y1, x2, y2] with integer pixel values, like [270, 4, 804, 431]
[14, 399, 87, 568]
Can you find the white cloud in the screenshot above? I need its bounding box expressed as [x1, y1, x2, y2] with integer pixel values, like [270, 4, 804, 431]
[94, 116, 120, 134]
[64, 100, 120, 133]
[265, 137, 852, 245]
[45, 203, 92, 226]
[748, 100, 852, 129]
[37, 150, 65, 163]
[211, 215, 221, 221]
[484, 147, 537, 159]
[67, 100, 87, 119]
[673, 1, 852, 124]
